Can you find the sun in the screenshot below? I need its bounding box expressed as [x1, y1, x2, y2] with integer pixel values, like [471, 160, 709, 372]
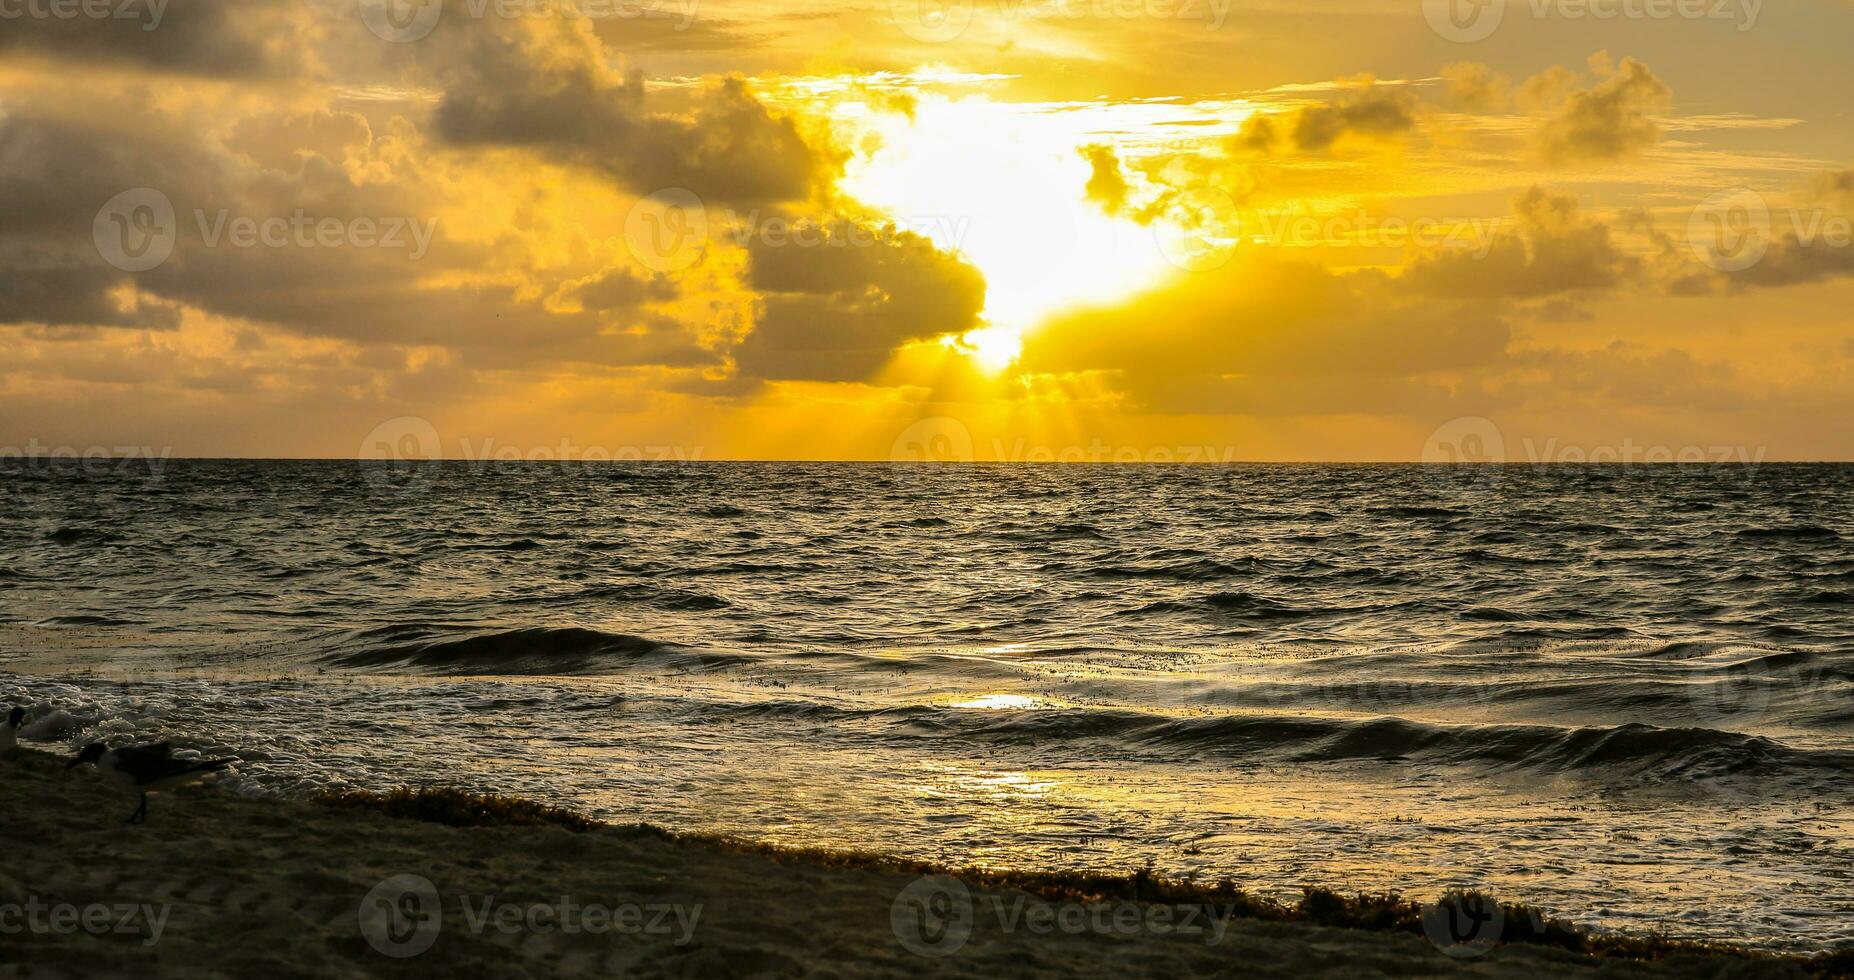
[832, 90, 1175, 371]
[957, 325, 1024, 373]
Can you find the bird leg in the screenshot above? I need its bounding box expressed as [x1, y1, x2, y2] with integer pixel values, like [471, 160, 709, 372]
[125, 793, 148, 825]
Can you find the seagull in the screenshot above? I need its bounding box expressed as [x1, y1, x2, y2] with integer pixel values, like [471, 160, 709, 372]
[66, 742, 236, 824]
[1, 707, 21, 754]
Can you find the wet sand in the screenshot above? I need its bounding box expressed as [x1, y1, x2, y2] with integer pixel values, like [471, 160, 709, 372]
[0, 749, 1810, 979]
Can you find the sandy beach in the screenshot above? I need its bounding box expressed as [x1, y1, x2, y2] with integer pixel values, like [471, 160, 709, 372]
[1, 748, 1826, 980]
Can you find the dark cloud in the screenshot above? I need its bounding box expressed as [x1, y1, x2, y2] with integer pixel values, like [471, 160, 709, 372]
[1533, 55, 1670, 167]
[0, 0, 312, 77]
[1291, 86, 1418, 152]
[1405, 187, 1639, 300]
[1229, 84, 1419, 155]
[734, 220, 986, 382]
[0, 92, 714, 370]
[429, 19, 833, 205]
[0, 110, 221, 329]
[566, 268, 680, 311]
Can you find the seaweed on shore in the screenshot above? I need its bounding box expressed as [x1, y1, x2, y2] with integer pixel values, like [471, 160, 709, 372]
[312, 786, 602, 832]
[314, 786, 1852, 977]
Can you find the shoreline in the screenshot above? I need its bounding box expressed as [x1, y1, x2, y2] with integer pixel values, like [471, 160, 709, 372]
[5, 749, 1845, 978]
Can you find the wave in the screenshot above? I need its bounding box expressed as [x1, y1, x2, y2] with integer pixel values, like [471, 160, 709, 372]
[1121, 590, 1327, 621]
[319, 625, 748, 675]
[1364, 505, 1465, 519]
[36, 615, 137, 627]
[508, 583, 730, 612]
[881, 705, 1854, 786]
[45, 526, 115, 545]
[1737, 525, 1842, 541]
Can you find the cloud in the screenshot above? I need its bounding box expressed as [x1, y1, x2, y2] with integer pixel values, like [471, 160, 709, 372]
[1080, 144, 1129, 214]
[427, 18, 834, 206]
[563, 268, 680, 311]
[1291, 84, 1418, 152]
[1442, 62, 1511, 113]
[0, 0, 314, 78]
[1532, 54, 1671, 167]
[734, 219, 986, 382]
[0, 107, 224, 329]
[0, 72, 722, 375]
[1229, 79, 1419, 155]
[1404, 187, 1640, 300]
[1018, 254, 1510, 415]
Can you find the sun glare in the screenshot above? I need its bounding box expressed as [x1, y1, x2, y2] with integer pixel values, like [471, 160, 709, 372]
[836, 92, 1175, 368]
[958, 325, 1024, 373]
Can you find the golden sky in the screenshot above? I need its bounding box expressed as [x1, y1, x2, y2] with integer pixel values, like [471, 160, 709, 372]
[5, 0, 1854, 460]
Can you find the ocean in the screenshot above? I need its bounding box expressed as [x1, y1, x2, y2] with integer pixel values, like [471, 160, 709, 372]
[3, 460, 1850, 949]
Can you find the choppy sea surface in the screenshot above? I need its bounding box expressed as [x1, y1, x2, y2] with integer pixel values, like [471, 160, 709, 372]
[3, 461, 1851, 949]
